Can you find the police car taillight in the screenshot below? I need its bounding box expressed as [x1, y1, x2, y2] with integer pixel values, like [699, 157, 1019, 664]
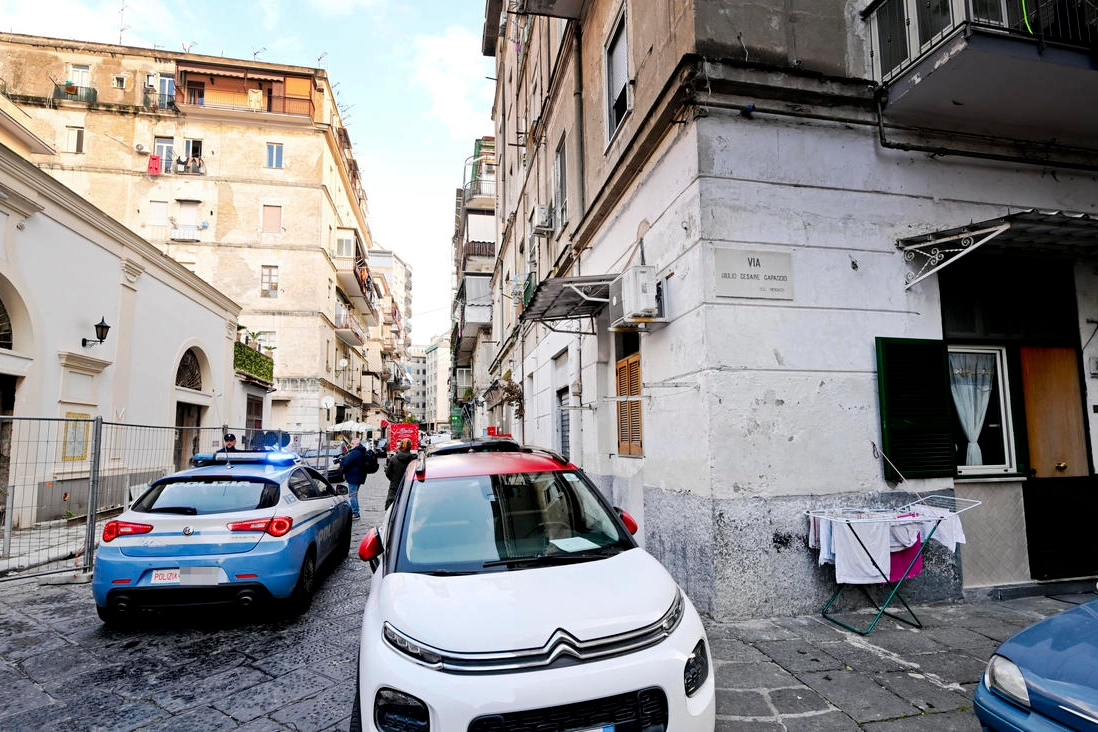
[102, 520, 153, 542]
[227, 517, 293, 537]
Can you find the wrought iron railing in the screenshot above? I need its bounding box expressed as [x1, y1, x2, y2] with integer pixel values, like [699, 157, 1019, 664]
[867, 0, 1098, 80]
[465, 177, 497, 200]
[53, 83, 98, 103]
[170, 225, 201, 241]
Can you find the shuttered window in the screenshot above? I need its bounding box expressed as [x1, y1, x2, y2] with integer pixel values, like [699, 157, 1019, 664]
[616, 352, 642, 456]
[875, 337, 955, 480]
[262, 205, 282, 233]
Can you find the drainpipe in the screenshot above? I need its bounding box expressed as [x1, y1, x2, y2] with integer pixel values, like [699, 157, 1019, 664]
[571, 20, 587, 466]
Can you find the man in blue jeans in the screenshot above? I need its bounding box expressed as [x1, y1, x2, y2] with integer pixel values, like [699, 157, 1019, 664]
[339, 437, 375, 519]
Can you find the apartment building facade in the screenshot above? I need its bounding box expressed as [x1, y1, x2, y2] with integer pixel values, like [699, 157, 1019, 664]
[0, 32, 387, 436]
[425, 332, 452, 433]
[483, 0, 1098, 618]
[366, 249, 413, 422]
[451, 137, 497, 438]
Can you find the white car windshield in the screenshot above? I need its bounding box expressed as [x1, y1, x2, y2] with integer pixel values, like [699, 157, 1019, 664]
[395, 470, 634, 574]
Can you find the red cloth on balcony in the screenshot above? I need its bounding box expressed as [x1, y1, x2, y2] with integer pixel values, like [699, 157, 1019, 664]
[147, 155, 161, 175]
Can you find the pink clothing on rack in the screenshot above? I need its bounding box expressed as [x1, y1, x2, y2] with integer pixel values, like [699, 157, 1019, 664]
[889, 534, 923, 581]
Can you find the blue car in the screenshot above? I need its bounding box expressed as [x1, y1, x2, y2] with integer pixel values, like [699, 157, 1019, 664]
[975, 596, 1098, 730]
[92, 450, 353, 625]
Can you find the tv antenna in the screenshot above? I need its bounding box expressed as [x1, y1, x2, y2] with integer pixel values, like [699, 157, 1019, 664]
[182, 41, 197, 53]
[317, 52, 328, 66]
[252, 47, 267, 60]
[117, 1, 131, 45]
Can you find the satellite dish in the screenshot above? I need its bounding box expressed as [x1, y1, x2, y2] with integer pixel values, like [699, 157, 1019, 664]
[321, 396, 335, 409]
[338, 358, 349, 369]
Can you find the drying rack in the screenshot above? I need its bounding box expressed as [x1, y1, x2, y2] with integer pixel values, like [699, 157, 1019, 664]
[806, 495, 981, 635]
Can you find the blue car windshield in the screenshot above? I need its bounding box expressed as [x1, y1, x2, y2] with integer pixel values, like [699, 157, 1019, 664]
[133, 479, 279, 515]
[395, 470, 634, 574]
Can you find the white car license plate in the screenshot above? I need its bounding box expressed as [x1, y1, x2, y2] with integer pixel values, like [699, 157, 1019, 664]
[151, 568, 180, 584]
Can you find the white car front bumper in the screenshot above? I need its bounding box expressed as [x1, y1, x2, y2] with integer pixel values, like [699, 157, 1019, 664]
[355, 599, 715, 731]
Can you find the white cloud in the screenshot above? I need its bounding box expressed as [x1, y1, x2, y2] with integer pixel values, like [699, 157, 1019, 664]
[411, 25, 495, 142]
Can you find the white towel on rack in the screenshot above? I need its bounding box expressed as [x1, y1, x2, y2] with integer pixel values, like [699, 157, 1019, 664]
[917, 506, 967, 552]
[833, 520, 890, 584]
[817, 515, 835, 565]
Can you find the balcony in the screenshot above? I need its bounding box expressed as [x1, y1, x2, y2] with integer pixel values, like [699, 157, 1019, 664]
[179, 92, 314, 118]
[335, 256, 378, 326]
[334, 309, 365, 347]
[233, 340, 274, 385]
[170, 225, 201, 242]
[142, 90, 177, 111]
[867, 0, 1098, 145]
[53, 83, 97, 103]
[464, 177, 497, 205]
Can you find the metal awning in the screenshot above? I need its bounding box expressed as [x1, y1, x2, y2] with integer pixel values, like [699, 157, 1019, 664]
[520, 275, 614, 322]
[899, 209, 1098, 289]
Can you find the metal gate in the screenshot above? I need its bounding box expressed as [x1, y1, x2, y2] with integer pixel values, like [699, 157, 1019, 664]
[0, 417, 333, 583]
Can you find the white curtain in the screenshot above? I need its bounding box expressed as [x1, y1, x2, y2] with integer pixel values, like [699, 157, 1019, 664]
[948, 352, 995, 465]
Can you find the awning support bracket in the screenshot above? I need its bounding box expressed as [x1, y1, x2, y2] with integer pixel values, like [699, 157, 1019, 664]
[902, 222, 1010, 289]
[565, 283, 610, 303]
[543, 318, 598, 336]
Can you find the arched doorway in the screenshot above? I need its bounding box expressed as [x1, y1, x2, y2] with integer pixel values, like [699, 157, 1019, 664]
[174, 347, 205, 469]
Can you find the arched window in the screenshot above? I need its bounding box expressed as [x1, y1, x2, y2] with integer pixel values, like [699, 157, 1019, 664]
[175, 348, 202, 390]
[0, 299, 11, 350]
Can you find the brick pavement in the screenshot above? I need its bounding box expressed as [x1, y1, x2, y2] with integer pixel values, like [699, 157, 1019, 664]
[0, 469, 1088, 730]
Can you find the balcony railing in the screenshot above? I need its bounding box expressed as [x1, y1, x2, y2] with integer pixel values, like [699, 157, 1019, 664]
[143, 90, 177, 110]
[180, 92, 314, 118]
[53, 84, 98, 103]
[170, 225, 201, 241]
[868, 0, 1098, 81]
[464, 177, 497, 200]
[335, 310, 366, 345]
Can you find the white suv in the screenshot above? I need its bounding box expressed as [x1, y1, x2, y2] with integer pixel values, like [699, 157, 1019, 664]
[351, 448, 715, 731]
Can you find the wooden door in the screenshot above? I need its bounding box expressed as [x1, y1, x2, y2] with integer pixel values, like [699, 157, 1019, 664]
[1020, 346, 1088, 477]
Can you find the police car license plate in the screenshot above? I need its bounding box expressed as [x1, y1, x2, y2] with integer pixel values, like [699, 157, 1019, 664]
[151, 569, 180, 584]
[577, 727, 614, 732]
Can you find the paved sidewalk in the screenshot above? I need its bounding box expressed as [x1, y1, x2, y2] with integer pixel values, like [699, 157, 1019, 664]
[704, 592, 1087, 730]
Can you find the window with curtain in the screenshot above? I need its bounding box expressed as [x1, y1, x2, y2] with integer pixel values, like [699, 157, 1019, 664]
[949, 346, 1014, 474]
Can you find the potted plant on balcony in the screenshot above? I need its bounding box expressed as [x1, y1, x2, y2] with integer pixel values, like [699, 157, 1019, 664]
[64, 80, 77, 94]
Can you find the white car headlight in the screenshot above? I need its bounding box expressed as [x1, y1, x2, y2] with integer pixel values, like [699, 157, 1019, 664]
[985, 654, 1030, 707]
[383, 622, 443, 667]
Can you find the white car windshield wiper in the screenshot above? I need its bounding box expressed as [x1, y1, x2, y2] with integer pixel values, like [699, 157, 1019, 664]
[482, 547, 621, 568]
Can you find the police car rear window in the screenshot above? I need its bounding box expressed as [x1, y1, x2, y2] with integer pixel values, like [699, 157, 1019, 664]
[133, 479, 279, 515]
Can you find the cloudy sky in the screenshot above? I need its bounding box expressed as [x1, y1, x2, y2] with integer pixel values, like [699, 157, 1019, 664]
[0, 0, 496, 341]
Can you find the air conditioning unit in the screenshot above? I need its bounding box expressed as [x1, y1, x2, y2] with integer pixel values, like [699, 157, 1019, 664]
[533, 204, 553, 234]
[134, 143, 148, 154]
[608, 265, 665, 330]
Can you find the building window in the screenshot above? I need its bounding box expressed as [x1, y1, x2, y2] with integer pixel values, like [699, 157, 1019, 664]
[335, 230, 355, 257]
[266, 143, 284, 169]
[553, 138, 567, 230]
[186, 81, 205, 106]
[261, 266, 279, 298]
[158, 76, 176, 107]
[154, 136, 174, 173]
[112, 75, 126, 89]
[605, 11, 629, 138]
[262, 205, 282, 234]
[69, 64, 91, 88]
[948, 346, 1015, 475]
[256, 331, 277, 351]
[64, 126, 84, 154]
[615, 333, 642, 456]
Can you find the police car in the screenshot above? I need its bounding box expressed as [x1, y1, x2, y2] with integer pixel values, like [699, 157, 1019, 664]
[92, 450, 353, 625]
[351, 448, 715, 731]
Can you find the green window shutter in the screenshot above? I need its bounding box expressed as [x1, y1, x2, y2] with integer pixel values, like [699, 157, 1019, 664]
[875, 337, 956, 481]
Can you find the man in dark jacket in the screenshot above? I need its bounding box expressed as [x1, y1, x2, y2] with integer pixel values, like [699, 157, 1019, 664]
[340, 437, 373, 519]
[384, 438, 416, 510]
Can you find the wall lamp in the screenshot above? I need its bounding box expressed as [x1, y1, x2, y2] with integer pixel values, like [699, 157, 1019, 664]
[82, 317, 111, 348]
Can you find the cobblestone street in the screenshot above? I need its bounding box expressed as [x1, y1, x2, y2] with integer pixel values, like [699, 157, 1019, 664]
[0, 467, 1087, 730]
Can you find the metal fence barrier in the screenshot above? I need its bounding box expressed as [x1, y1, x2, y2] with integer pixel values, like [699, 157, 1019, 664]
[0, 417, 336, 582]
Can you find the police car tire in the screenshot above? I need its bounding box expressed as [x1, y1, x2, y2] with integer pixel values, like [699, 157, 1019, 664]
[96, 605, 121, 627]
[288, 549, 317, 615]
[334, 517, 352, 563]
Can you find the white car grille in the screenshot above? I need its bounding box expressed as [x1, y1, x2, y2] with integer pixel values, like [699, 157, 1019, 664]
[384, 590, 684, 673]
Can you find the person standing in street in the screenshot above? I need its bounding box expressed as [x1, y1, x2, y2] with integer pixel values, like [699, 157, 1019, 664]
[384, 438, 416, 510]
[340, 437, 375, 519]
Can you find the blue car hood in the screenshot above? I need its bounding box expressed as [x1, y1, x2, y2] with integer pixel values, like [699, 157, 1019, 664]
[998, 599, 1098, 729]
